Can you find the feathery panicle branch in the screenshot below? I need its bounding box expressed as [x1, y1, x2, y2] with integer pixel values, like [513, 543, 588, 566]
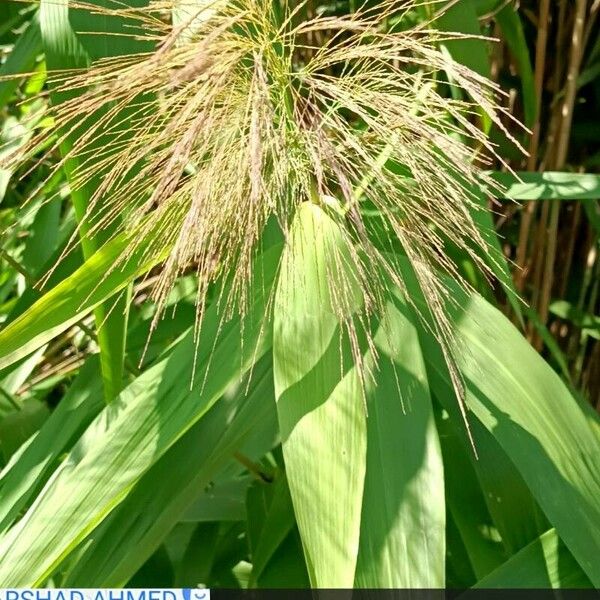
[3, 0, 519, 431]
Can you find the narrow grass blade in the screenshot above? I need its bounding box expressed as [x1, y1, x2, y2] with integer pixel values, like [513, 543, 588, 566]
[0, 231, 160, 372]
[0, 11, 41, 109]
[0, 357, 104, 534]
[495, 7, 537, 127]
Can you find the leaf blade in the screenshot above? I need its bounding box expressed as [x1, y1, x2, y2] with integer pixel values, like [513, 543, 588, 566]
[354, 290, 445, 588]
[273, 203, 367, 588]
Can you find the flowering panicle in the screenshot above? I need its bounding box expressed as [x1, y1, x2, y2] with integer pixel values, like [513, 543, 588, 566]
[4, 0, 520, 421]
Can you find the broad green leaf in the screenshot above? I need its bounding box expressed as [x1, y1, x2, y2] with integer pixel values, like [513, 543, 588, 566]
[66, 353, 279, 586]
[127, 546, 174, 588]
[435, 1, 493, 133]
[422, 314, 551, 561]
[39, 1, 88, 72]
[473, 529, 592, 589]
[490, 171, 600, 200]
[403, 265, 600, 587]
[474, 0, 504, 16]
[0, 231, 160, 372]
[355, 290, 445, 588]
[208, 523, 250, 588]
[274, 202, 367, 587]
[253, 529, 310, 589]
[69, 0, 153, 61]
[182, 477, 249, 523]
[446, 511, 477, 588]
[0, 246, 279, 587]
[457, 416, 549, 558]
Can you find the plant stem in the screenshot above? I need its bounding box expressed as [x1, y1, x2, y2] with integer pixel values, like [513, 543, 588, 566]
[536, 0, 588, 345]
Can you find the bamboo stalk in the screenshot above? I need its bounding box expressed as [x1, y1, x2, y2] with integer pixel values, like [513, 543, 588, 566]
[536, 0, 588, 342]
[514, 0, 550, 293]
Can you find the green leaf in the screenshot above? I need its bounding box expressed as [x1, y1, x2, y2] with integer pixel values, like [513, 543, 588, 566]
[66, 353, 279, 586]
[5, 218, 80, 325]
[0, 114, 38, 205]
[0, 248, 279, 587]
[355, 290, 445, 588]
[0, 347, 46, 398]
[209, 523, 251, 588]
[0, 231, 160, 372]
[490, 171, 600, 200]
[0, 2, 27, 42]
[524, 306, 572, 380]
[253, 529, 310, 589]
[550, 300, 600, 340]
[182, 477, 249, 523]
[0, 246, 279, 587]
[21, 197, 62, 274]
[173, 523, 220, 588]
[473, 529, 592, 589]
[435, 0, 490, 78]
[0, 11, 42, 109]
[0, 399, 50, 465]
[246, 471, 307, 588]
[469, 183, 524, 325]
[0, 357, 104, 534]
[495, 6, 537, 127]
[128, 545, 174, 588]
[446, 511, 477, 587]
[434, 0, 493, 133]
[405, 267, 600, 587]
[474, 0, 504, 16]
[435, 407, 506, 581]
[273, 203, 366, 588]
[457, 417, 549, 558]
